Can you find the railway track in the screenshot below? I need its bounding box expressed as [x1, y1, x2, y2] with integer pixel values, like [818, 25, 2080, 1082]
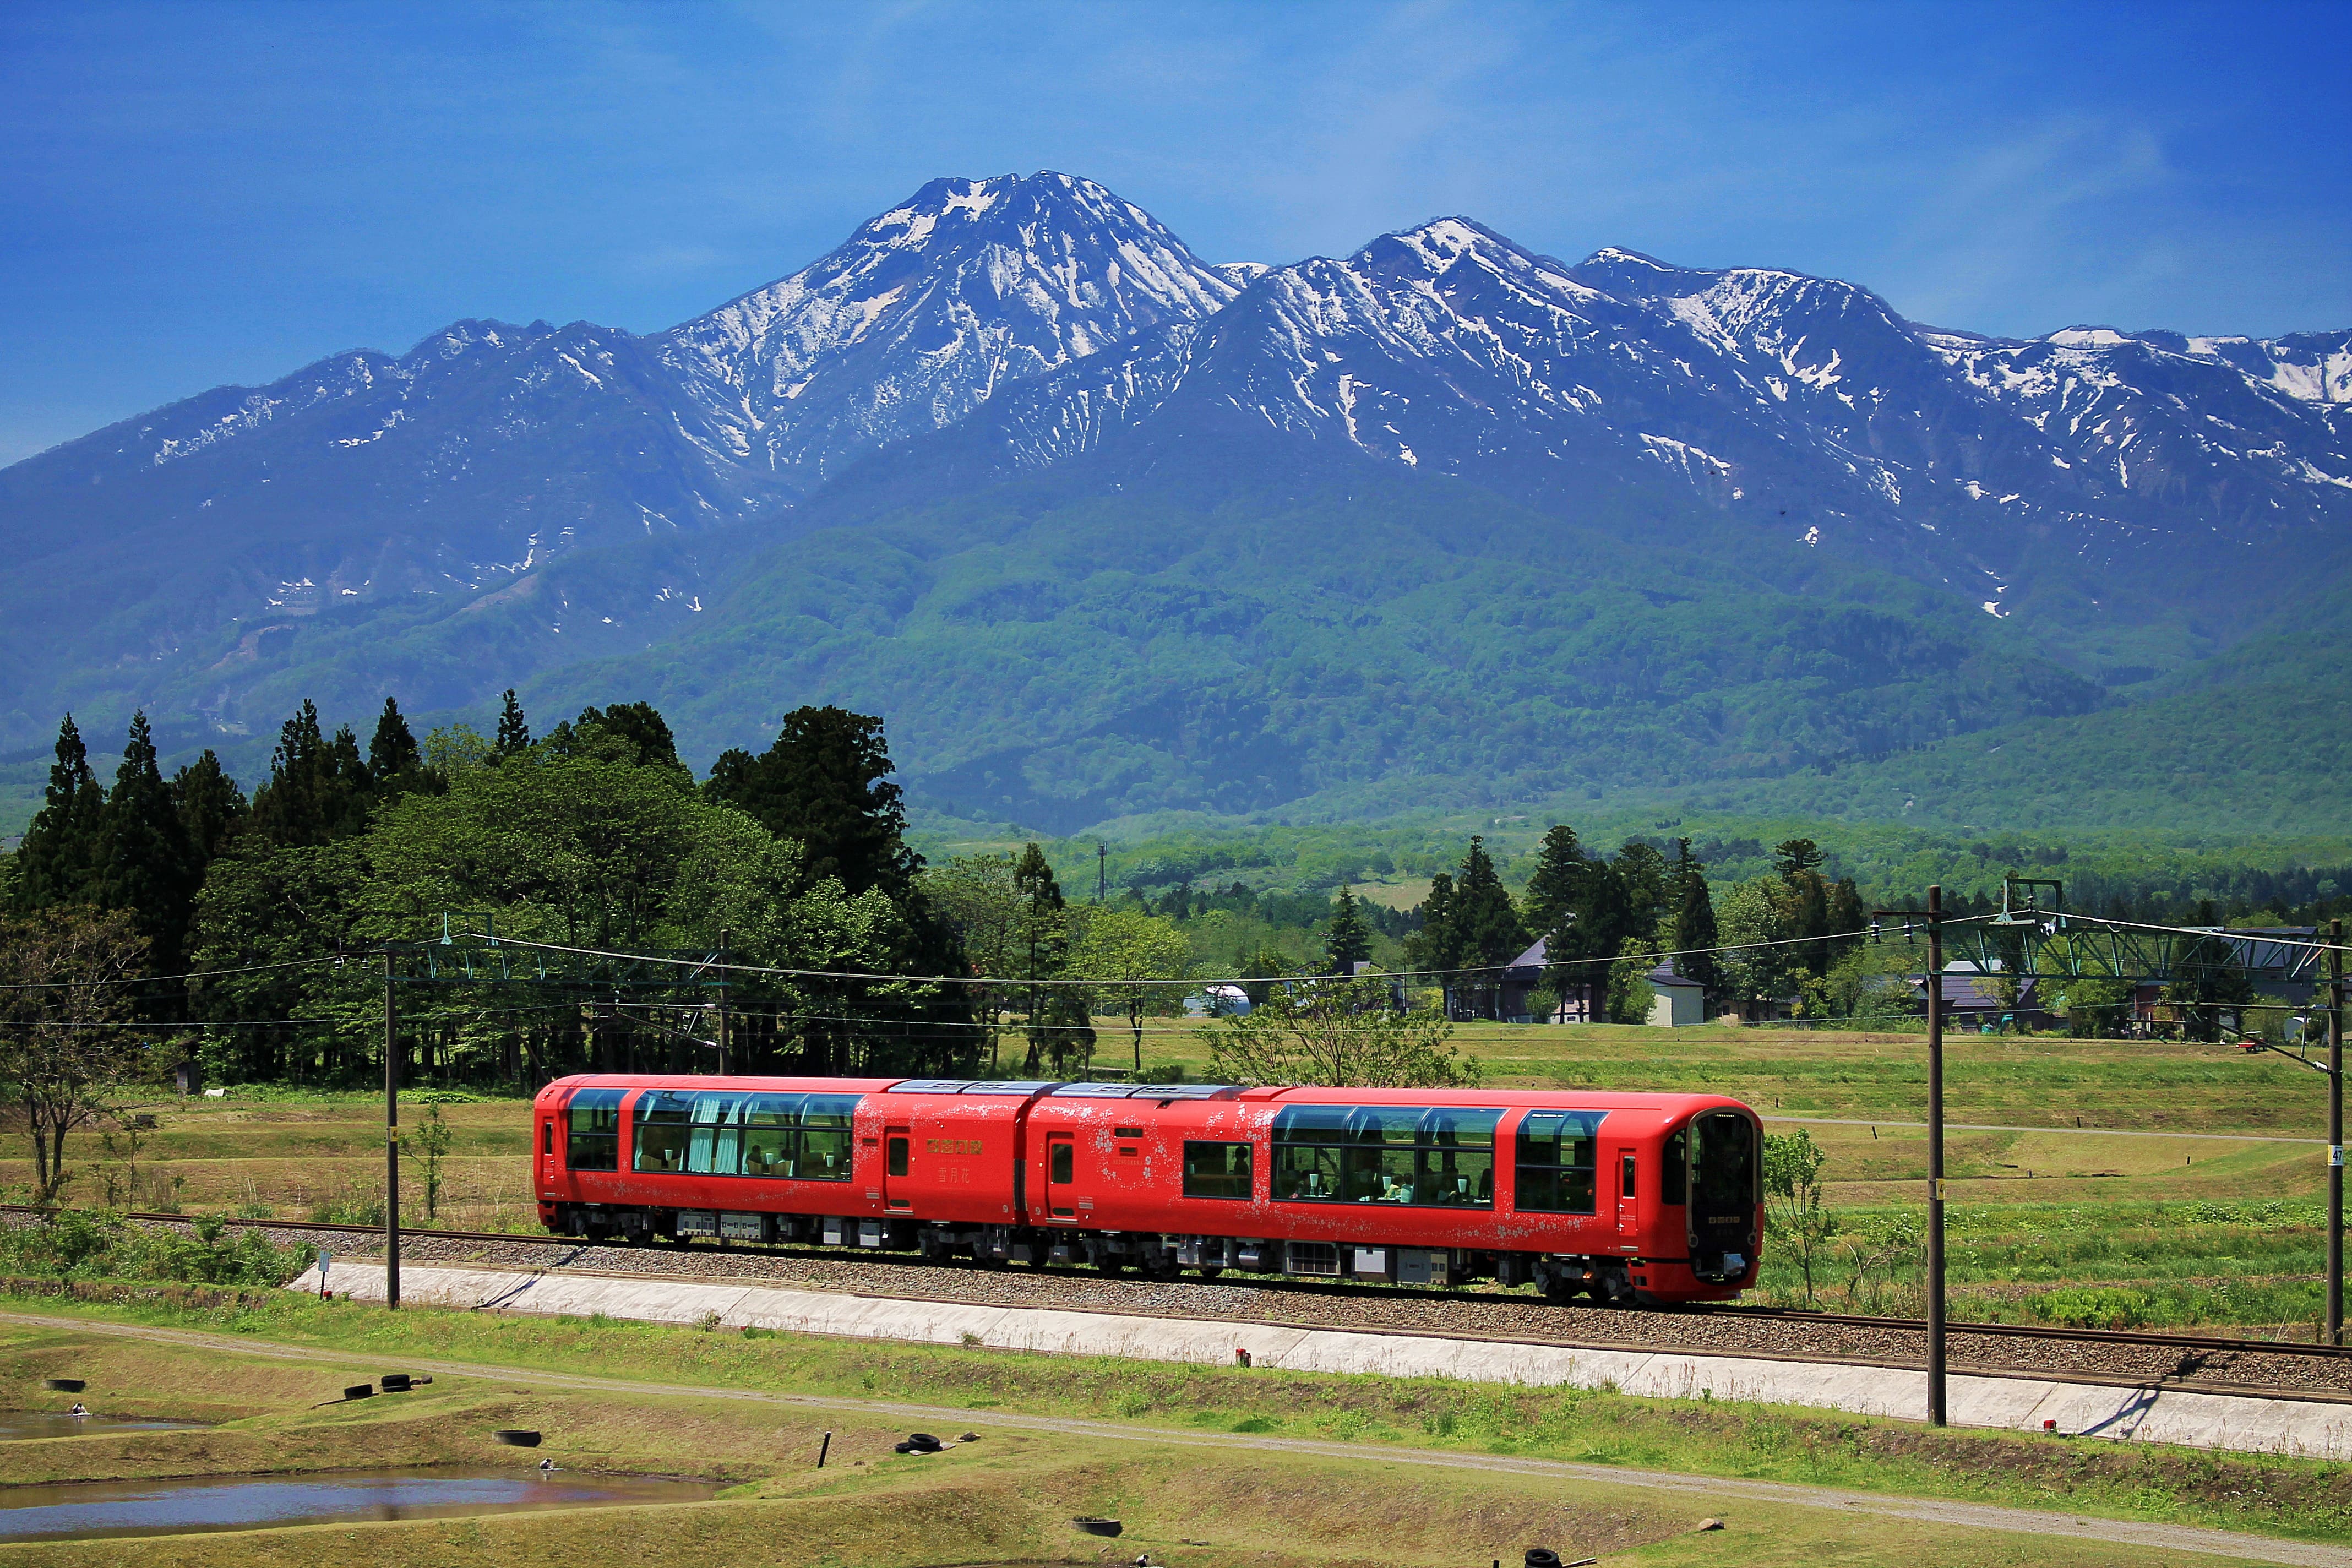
[13, 1205, 2349, 1401]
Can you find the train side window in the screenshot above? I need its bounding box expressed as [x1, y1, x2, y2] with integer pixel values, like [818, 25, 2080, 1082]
[796, 1096, 858, 1181]
[565, 1089, 624, 1173]
[1182, 1140, 1253, 1199]
[1620, 1153, 1638, 1200]
[1271, 1106, 1498, 1206]
[886, 1137, 910, 1177]
[1049, 1141, 1074, 1185]
[542, 1121, 553, 1157]
[1513, 1110, 1602, 1214]
[1662, 1128, 1688, 1205]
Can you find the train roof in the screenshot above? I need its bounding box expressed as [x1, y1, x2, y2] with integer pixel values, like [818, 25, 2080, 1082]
[534, 1075, 1755, 1120]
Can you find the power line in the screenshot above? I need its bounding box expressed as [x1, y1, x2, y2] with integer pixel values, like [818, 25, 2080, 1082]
[0, 955, 340, 993]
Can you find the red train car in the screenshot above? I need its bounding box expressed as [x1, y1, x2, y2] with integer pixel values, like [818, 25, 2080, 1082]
[531, 1075, 1762, 1304]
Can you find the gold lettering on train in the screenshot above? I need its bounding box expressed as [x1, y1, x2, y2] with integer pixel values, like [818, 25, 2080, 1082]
[925, 1137, 983, 1156]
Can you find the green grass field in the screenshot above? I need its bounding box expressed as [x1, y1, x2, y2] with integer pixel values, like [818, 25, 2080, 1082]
[3, 1021, 2339, 1332]
[0, 1291, 2344, 1564]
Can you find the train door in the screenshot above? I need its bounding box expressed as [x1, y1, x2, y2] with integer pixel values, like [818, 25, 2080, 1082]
[1614, 1146, 1640, 1243]
[884, 1123, 912, 1213]
[1045, 1133, 1076, 1220]
[540, 1104, 559, 1188]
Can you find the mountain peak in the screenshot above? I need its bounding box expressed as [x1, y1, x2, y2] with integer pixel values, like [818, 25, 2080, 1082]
[655, 171, 1238, 487]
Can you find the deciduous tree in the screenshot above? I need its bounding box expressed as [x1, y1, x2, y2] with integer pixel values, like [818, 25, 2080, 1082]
[1210, 976, 1478, 1088]
[0, 907, 148, 1200]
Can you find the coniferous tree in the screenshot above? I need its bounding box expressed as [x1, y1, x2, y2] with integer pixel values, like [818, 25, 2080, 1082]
[1323, 886, 1373, 974]
[171, 750, 247, 868]
[12, 715, 104, 911]
[1011, 843, 1080, 1071]
[93, 712, 195, 971]
[368, 698, 424, 784]
[1667, 839, 1722, 1010]
[1521, 825, 1587, 945]
[248, 701, 373, 847]
[1614, 840, 1670, 942]
[1451, 837, 1528, 967]
[705, 706, 919, 899]
[547, 701, 685, 774]
[494, 690, 531, 756]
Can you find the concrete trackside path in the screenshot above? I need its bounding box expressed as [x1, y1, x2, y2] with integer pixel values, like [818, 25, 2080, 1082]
[4, 1308, 2346, 1568]
[302, 1260, 2352, 1461]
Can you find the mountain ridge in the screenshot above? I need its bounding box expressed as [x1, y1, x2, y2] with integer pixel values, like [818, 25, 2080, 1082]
[5, 170, 2351, 838]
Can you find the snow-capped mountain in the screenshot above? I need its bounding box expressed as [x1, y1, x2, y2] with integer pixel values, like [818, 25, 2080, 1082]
[4, 168, 2351, 818]
[656, 172, 1239, 489]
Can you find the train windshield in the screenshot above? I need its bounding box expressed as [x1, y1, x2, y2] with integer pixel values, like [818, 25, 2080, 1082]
[1690, 1112, 1756, 1233]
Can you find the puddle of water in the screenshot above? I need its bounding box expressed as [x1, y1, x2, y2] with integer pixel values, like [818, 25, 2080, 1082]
[0, 1466, 717, 1542]
[0, 1414, 204, 1441]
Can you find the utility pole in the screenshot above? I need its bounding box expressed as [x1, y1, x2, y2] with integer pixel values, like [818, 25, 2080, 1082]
[2330, 918, 2343, 1346]
[1925, 884, 1946, 1424]
[717, 927, 732, 1077]
[1097, 843, 1108, 905]
[383, 950, 401, 1311]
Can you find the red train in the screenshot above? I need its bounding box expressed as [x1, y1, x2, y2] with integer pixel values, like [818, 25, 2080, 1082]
[532, 1075, 1763, 1304]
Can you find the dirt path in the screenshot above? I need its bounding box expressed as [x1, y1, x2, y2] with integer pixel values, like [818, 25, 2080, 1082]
[5, 1310, 2344, 1568]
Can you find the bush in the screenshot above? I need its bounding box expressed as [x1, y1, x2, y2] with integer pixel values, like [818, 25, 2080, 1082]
[2032, 1287, 2151, 1329]
[0, 1210, 306, 1287]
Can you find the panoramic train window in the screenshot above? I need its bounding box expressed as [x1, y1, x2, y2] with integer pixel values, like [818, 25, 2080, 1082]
[1692, 1113, 1757, 1224]
[624, 1092, 862, 1180]
[633, 1091, 743, 1174]
[565, 1089, 624, 1172]
[1270, 1106, 1499, 1207]
[1513, 1110, 1603, 1214]
[1181, 1140, 1253, 1199]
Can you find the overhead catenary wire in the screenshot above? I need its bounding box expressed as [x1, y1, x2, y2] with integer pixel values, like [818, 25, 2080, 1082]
[445, 917, 1972, 990]
[0, 955, 341, 992]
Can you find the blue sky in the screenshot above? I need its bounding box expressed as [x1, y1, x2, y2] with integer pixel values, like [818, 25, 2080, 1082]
[4, 0, 2346, 465]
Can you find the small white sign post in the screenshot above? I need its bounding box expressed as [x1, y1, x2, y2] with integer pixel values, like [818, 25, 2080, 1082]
[317, 1249, 331, 1299]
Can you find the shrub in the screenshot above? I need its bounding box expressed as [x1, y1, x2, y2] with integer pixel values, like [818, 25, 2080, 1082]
[2032, 1287, 2151, 1329]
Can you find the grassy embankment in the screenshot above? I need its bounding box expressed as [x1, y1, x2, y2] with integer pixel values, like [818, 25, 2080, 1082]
[1, 1024, 2337, 1331]
[0, 1292, 2346, 1565]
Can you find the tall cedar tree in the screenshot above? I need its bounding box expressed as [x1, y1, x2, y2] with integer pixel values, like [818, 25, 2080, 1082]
[171, 750, 247, 867]
[1772, 838, 1836, 977]
[1322, 886, 1373, 973]
[1667, 839, 1722, 1005]
[247, 701, 373, 847]
[1404, 871, 1459, 972]
[367, 698, 433, 798]
[494, 690, 531, 755]
[1012, 843, 1090, 1071]
[1521, 825, 1586, 944]
[1452, 836, 1529, 966]
[1614, 840, 1670, 942]
[12, 715, 104, 911]
[705, 706, 919, 899]
[93, 712, 195, 972]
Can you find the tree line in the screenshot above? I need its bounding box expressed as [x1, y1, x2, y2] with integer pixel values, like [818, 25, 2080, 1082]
[0, 695, 1003, 1100]
[1401, 828, 1867, 1021]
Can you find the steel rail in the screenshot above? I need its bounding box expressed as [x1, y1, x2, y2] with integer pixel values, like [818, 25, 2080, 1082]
[16, 1203, 2349, 1365]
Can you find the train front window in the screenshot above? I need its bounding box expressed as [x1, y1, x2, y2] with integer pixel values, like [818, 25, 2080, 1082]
[1662, 1128, 1688, 1206]
[1692, 1113, 1757, 1228]
[565, 1089, 624, 1172]
[1513, 1110, 1602, 1214]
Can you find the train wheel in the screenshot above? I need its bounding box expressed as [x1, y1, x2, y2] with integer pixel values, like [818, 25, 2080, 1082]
[1196, 1266, 1224, 1281]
